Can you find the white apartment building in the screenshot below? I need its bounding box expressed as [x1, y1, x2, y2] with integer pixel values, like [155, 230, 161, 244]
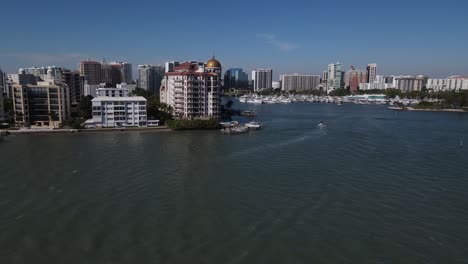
[393, 75, 428, 92]
[88, 96, 147, 128]
[426, 76, 468, 92]
[281, 74, 320, 91]
[160, 57, 222, 119]
[252, 69, 273, 92]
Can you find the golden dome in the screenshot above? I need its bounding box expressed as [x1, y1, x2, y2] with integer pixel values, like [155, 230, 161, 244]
[206, 57, 221, 68]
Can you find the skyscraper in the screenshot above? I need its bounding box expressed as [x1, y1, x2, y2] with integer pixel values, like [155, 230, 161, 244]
[280, 74, 320, 91]
[252, 69, 273, 92]
[345, 67, 368, 92]
[110, 63, 122, 86]
[120, 62, 132, 84]
[165, 61, 180, 73]
[79, 60, 102, 85]
[100, 61, 112, 85]
[367, 63, 377, 83]
[327, 63, 344, 91]
[224, 68, 249, 89]
[138, 65, 164, 93]
[62, 70, 85, 104]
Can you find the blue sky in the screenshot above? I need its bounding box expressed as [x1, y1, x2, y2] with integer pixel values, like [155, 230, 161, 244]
[0, 0, 467, 79]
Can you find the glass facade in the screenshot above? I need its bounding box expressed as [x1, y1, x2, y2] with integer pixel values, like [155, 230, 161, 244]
[224, 68, 249, 89]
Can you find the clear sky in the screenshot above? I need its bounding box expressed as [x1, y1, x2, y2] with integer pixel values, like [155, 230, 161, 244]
[0, 0, 467, 79]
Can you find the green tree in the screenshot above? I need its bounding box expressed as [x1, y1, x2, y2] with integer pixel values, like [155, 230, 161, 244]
[79, 95, 93, 119]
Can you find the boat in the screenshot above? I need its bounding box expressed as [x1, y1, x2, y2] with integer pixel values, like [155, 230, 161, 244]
[239, 95, 249, 103]
[246, 98, 263, 104]
[240, 110, 256, 117]
[244, 121, 263, 129]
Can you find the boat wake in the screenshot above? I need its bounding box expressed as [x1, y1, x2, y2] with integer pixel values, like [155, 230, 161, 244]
[228, 130, 326, 158]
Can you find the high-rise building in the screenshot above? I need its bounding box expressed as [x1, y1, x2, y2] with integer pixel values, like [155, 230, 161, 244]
[79, 60, 102, 85]
[393, 75, 428, 92]
[138, 65, 164, 93]
[345, 67, 368, 92]
[165, 61, 180, 73]
[110, 63, 122, 86]
[327, 63, 344, 91]
[160, 57, 222, 119]
[120, 62, 133, 84]
[62, 70, 84, 104]
[367, 63, 377, 83]
[426, 76, 468, 92]
[280, 74, 321, 92]
[12, 81, 70, 127]
[224, 68, 249, 89]
[100, 61, 112, 85]
[321, 71, 328, 83]
[252, 69, 273, 92]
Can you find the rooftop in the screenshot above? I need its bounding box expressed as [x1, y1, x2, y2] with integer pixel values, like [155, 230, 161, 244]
[92, 96, 147, 102]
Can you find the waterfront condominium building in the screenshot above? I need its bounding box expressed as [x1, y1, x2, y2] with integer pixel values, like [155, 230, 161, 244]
[62, 70, 85, 105]
[160, 57, 222, 119]
[393, 75, 428, 92]
[426, 76, 468, 92]
[280, 74, 321, 92]
[138, 65, 165, 94]
[344, 67, 368, 92]
[327, 63, 344, 91]
[79, 60, 102, 85]
[367, 63, 377, 83]
[252, 69, 273, 92]
[224, 68, 249, 89]
[89, 96, 147, 128]
[12, 81, 71, 127]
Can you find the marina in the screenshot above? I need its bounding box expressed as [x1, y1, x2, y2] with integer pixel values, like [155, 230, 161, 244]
[236, 93, 442, 106]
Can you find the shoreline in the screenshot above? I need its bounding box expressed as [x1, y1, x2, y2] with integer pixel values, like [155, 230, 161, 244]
[388, 107, 467, 113]
[5, 126, 172, 135]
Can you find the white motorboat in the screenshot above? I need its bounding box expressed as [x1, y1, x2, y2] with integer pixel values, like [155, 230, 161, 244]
[244, 121, 263, 129]
[246, 98, 263, 104]
[239, 95, 249, 103]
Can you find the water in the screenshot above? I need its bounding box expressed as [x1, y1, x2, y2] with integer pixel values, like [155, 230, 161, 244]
[1, 103, 468, 263]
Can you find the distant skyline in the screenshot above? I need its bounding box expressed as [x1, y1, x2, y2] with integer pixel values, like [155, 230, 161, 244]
[0, 0, 467, 79]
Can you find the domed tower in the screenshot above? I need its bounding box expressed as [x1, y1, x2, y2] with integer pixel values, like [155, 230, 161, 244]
[206, 56, 222, 74]
[205, 56, 222, 118]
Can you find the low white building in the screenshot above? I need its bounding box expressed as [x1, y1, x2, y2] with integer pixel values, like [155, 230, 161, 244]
[426, 76, 468, 92]
[88, 96, 147, 128]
